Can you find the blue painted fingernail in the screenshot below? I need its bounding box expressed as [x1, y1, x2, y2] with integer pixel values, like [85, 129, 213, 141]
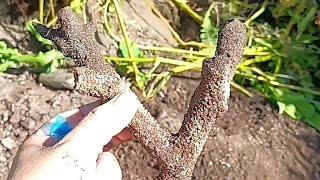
[50, 114, 72, 140]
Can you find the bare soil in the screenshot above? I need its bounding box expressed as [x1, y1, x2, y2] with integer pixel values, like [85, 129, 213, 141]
[1, 0, 320, 179]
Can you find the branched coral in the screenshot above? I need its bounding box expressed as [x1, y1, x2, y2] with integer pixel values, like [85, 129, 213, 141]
[35, 7, 247, 179]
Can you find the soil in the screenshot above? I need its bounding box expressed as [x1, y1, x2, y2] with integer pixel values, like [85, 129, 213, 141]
[1, 0, 320, 180]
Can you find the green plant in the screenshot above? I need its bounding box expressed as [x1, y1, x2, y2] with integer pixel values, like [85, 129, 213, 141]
[105, 0, 320, 131]
[225, 0, 320, 130]
[0, 41, 64, 73]
[2, 0, 320, 131]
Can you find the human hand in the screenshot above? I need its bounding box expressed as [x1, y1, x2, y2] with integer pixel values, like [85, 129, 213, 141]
[7, 90, 140, 180]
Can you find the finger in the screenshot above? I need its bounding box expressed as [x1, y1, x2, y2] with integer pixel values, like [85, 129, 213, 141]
[96, 152, 122, 180]
[61, 89, 140, 154]
[103, 129, 135, 151]
[23, 100, 102, 147]
[116, 128, 135, 141]
[103, 136, 122, 152]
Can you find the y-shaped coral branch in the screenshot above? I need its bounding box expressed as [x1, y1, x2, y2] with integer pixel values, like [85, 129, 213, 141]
[35, 6, 246, 179]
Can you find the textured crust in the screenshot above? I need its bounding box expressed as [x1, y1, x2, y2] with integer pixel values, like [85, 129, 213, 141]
[35, 7, 247, 179]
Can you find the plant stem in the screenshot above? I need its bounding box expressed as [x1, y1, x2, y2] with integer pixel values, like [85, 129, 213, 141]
[111, 0, 140, 83]
[244, 0, 268, 27]
[105, 56, 202, 69]
[170, 0, 203, 24]
[240, 55, 274, 66]
[39, 0, 44, 23]
[103, 0, 121, 42]
[232, 0, 259, 9]
[49, 0, 55, 20]
[231, 82, 253, 97]
[47, 17, 58, 27]
[243, 46, 271, 56]
[244, 66, 277, 81]
[259, 77, 320, 96]
[236, 72, 320, 97]
[137, 44, 211, 57]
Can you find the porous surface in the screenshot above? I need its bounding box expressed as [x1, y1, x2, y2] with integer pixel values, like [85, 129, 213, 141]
[1, 0, 320, 179]
[34, 6, 247, 179]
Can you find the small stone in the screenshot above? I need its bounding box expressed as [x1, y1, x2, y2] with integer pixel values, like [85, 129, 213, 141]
[9, 112, 21, 124]
[17, 131, 29, 141]
[2, 111, 9, 122]
[5, 124, 13, 131]
[29, 112, 41, 121]
[0, 154, 6, 162]
[10, 147, 18, 155]
[5, 151, 11, 158]
[208, 161, 213, 166]
[13, 128, 21, 136]
[0, 130, 5, 140]
[20, 118, 36, 130]
[1, 136, 16, 150]
[37, 70, 75, 90]
[5, 131, 10, 136]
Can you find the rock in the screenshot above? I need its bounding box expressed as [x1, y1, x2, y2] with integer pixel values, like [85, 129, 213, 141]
[1, 136, 16, 150]
[9, 147, 18, 156]
[9, 112, 21, 124]
[0, 153, 6, 163]
[19, 118, 36, 130]
[0, 130, 5, 140]
[17, 131, 29, 141]
[5, 124, 12, 131]
[1, 111, 9, 122]
[29, 112, 41, 122]
[37, 70, 75, 90]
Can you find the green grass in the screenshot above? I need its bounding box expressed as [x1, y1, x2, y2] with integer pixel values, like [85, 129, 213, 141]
[1, 0, 320, 131]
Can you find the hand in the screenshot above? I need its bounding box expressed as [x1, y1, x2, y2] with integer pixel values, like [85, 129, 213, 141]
[7, 90, 140, 180]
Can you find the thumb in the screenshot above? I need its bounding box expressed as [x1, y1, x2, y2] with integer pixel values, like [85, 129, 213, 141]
[95, 152, 122, 180]
[60, 89, 140, 154]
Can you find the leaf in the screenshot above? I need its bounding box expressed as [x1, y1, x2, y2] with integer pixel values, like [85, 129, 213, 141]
[277, 101, 286, 114]
[287, 45, 318, 70]
[0, 41, 64, 73]
[296, 34, 320, 44]
[305, 113, 320, 131]
[70, 0, 87, 13]
[118, 39, 143, 58]
[277, 101, 298, 119]
[25, 20, 53, 45]
[296, 6, 317, 41]
[313, 101, 320, 112]
[200, 3, 219, 55]
[0, 61, 18, 72]
[270, 87, 317, 121]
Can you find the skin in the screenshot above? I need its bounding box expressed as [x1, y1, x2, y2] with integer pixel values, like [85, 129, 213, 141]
[7, 89, 140, 180]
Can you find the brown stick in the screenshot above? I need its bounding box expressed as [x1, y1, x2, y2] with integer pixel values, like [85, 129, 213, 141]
[35, 7, 247, 179]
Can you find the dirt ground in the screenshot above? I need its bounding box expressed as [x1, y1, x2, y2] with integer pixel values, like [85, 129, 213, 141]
[1, 0, 320, 179]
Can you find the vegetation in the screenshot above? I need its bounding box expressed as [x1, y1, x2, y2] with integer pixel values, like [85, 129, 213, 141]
[1, 0, 320, 131]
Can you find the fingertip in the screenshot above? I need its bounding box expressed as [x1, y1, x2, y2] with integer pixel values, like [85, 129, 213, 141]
[96, 152, 122, 180]
[61, 89, 140, 152]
